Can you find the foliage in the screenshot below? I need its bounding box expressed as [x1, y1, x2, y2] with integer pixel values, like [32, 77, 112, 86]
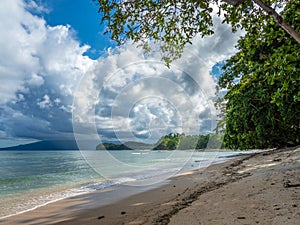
[96, 0, 296, 64]
[154, 133, 182, 150]
[96, 142, 132, 150]
[154, 133, 224, 150]
[206, 133, 225, 149]
[196, 135, 210, 149]
[218, 0, 300, 149]
[97, 133, 224, 150]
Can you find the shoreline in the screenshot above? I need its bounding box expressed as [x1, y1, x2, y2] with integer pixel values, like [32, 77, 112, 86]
[0, 150, 243, 220]
[1, 146, 299, 224]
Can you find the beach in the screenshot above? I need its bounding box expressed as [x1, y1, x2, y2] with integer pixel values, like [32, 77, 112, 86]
[1, 146, 299, 225]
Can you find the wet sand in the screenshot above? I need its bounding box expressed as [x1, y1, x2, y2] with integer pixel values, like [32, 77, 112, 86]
[1, 146, 299, 225]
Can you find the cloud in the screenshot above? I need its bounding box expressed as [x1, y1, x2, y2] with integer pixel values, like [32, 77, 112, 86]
[0, 0, 94, 141]
[0, 0, 240, 146]
[25, 0, 50, 14]
[73, 16, 241, 144]
[0, 0, 93, 104]
[26, 73, 44, 86]
[37, 94, 52, 109]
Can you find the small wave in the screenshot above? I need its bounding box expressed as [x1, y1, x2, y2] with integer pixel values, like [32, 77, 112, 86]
[131, 152, 149, 155]
[0, 177, 136, 219]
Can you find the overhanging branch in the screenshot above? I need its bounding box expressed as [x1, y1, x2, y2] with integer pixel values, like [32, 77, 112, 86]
[222, 0, 247, 6]
[252, 0, 300, 44]
[222, 0, 300, 44]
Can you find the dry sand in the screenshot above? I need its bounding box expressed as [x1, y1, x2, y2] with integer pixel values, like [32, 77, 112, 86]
[1, 146, 299, 225]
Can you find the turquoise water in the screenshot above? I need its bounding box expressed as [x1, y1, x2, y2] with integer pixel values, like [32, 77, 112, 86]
[0, 151, 100, 197]
[0, 150, 243, 218]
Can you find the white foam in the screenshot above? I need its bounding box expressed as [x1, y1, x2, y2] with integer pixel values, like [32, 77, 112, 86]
[0, 178, 130, 219]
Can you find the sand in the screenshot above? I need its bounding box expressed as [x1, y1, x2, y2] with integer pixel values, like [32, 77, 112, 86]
[1, 146, 299, 225]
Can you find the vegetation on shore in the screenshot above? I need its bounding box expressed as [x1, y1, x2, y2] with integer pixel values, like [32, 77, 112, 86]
[96, 141, 154, 150]
[218, 0, 300, 149]
[96, 133, 224, 150]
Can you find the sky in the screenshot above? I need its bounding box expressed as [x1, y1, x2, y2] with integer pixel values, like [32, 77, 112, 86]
[0, 0, 241, 148]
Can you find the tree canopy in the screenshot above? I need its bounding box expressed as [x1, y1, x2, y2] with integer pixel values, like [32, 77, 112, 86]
[97, 0, 300, 64]
[218, 0, 300, 149]
[96, 0, 300, 149]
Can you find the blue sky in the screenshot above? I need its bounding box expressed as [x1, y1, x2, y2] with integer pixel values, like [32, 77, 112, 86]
[0, 0, 240, 148]
[41, 0, 113, 59]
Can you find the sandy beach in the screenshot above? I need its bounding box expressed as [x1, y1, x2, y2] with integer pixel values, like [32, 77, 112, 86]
[1, 146, 299, 225]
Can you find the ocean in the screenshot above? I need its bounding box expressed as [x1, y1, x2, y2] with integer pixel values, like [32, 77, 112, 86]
[0, 150, 245, 218]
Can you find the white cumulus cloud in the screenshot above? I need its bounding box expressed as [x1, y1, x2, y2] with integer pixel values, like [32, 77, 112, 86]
[37, 94, 51, 109]
[73, 16, 241, 144]
[0, 0, 94, 143]
[0, 0, 93, 105]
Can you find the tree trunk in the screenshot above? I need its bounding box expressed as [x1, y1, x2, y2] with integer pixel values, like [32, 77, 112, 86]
[253, 0, 300, 44]
[222, 0, 300, 44]
[222, 0, 247, 6]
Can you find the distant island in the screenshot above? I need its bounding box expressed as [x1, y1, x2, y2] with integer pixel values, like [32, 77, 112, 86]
[0, 140, 79, 151]
[97, 133, 224, 150]
[0, 133, 224, 151]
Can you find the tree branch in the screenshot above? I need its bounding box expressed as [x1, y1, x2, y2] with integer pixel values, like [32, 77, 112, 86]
[222, 0, 300, 44]
[252, 0, 300, 44]
[222, 0, 247, 6]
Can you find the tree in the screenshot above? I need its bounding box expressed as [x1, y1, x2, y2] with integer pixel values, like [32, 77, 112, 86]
[218, 0, 300, 149]
[154, 134, 180, 150]
[96, 0, 300, 64]
[96, 0, 299, 149]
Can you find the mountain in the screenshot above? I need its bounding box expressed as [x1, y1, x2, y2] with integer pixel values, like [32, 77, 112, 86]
[0, 140, 79, 150]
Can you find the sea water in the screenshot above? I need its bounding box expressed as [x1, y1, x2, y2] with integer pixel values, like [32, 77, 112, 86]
[0, 150, 245, 218]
